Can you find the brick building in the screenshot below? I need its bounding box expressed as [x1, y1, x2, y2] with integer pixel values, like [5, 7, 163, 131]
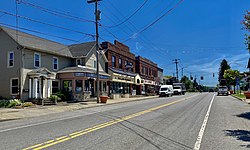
[135, 56, 158, 95]
[101, 40, 142, 96]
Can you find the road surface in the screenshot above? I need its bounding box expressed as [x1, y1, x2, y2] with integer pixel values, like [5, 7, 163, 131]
[0, 93, 249, 150]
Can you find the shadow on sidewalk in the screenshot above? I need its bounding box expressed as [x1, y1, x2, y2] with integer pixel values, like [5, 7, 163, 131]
[225, 129, 250, 148]
[236, 112, 250, 120]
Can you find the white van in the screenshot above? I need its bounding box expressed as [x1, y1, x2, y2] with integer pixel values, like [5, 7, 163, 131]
[159, 85, 174, 97]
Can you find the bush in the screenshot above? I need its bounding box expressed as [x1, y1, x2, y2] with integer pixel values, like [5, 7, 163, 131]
[7, 99, 22, 108]
[55, 91, 67, 101]
[0, 100, 9, 108]
[50, 95, 61, 102]
[22, 102, 34, 107]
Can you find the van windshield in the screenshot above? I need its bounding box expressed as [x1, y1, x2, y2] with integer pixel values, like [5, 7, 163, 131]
[173, 87, 181, 89]
[160, 88, 169, 91]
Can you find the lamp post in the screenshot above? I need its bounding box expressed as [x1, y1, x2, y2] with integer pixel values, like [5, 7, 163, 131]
[87, 0, 101, 103]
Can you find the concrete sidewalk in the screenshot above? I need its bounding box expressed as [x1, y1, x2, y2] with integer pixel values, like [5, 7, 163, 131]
[0, 96, 158, 122]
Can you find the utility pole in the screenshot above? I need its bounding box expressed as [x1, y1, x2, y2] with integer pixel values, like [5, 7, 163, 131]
[173, 59, 180, 81]
[181, 67, 184, 78]
[87, 0, 101, 103]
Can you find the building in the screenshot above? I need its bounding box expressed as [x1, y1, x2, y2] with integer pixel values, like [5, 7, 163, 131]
[155, 67, 164, 93]
[0, 26, 109, 101]
[135, 56, 158, 95]
[101, 40, 142, 97]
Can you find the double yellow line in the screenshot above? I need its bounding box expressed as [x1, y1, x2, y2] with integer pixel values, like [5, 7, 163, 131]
[23, 95, 195, 150]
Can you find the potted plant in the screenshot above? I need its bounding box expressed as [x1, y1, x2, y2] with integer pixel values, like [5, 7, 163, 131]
[100, 95, 108, 103]
[244, 91, 250, 99]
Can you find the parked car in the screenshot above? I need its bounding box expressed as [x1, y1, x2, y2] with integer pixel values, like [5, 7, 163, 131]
[159, 85, 174, 97]
[217, 86, 228, 96]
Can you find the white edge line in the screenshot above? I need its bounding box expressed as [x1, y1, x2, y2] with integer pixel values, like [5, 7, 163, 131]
[193, 93, 215, 150]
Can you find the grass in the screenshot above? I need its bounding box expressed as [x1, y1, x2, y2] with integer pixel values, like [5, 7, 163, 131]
[232, 93, 246, 99]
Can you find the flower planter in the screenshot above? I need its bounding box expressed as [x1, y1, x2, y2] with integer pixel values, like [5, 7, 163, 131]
[244, 91, 250, 99]
[100, 96, 108, 103]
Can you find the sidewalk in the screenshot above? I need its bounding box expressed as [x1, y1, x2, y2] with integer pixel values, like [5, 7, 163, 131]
[0, 96, 158, 122]
[231, 95, 250, 104]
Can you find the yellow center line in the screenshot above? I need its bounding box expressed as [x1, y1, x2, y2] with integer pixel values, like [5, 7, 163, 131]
[23, 95, 197, 150]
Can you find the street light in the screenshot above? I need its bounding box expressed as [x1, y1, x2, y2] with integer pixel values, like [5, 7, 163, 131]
[87, 0, 101, 103]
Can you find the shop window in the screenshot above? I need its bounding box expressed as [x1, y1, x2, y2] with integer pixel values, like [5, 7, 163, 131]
[112, 55, 116, 67]
[63, 80, 72, 92]
[10, 78, 19, 95]
[52, 81, 59, 94]
[75, 80, 83, 93]
[7, 51, 14, 68]
[85, 80, 89, 91]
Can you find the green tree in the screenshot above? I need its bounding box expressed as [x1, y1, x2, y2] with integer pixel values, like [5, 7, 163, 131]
[242, 11, 250, 52]
[218, 59, 230, 84]
[223, 69, 242, 92]
[180, 75, 193, 90]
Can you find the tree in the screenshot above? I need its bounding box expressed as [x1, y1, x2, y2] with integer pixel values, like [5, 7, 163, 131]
[218, 59, 230, 84]
[180, 75, 193, 90]
[223, 69, 242, 93]
[242, 11, 250, 52]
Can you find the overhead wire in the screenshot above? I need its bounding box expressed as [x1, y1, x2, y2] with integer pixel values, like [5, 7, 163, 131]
[104, 0, 149, 28]
[0, 22, 79, 42]
[20, 0, 95, 23]
[0, 10, 95, 38]
[123, 0, 184, 42]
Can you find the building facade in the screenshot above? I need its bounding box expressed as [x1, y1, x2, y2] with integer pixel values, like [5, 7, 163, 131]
[0, 26, 109, 101]
[101, 40, 142, 96]
[135, 56, 158, 95]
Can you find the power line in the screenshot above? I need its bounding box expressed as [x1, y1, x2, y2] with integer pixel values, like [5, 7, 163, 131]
[104, 0, 149, 28]
[20, 0, 95, 23]
[123, 0, 184, 42]
[0, 10, 95, 37]
[0, 23, 79, 42]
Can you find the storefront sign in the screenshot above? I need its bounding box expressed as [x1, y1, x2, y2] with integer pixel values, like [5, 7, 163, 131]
[74, 72, 109, 79]
[144, 79, 155, 85]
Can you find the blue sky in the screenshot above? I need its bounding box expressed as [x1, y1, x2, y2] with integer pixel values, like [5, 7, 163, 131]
[0, 0, 249, 86]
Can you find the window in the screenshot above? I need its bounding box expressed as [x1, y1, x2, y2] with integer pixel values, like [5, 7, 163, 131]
[52, 81, 59, 94]
[93, 60, 97, 68]
[7, 51, 14, 68]
[10, 78, 19, 95]
[76, 59, 82, 65]
[75, 80, 83, 92]
[112, 56, 116, 67]
[118, 58, 122, 69]
[53, 57, 58, 70]
[34, 53, 41, 68]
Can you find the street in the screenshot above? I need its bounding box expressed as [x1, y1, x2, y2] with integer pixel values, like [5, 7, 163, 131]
[0, 93, 249, 150]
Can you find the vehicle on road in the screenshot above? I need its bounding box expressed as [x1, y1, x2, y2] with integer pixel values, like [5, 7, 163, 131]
[173, 83, 186, 95]
[159, 85, 173, 97]
[217, 86, 228, 96]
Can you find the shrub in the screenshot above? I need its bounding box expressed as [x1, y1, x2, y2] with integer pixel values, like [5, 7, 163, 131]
[22, 102, 34, 107]
[50, 95, 61, 102]
[7, 99, 22, 108]
[55, 91, 66, 101]
[0, 100, 9, 108]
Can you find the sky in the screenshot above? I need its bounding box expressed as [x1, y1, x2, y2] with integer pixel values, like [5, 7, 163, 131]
[0, 0, 250, 86]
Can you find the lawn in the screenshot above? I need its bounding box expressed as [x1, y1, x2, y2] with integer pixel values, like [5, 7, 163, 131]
[232, 93, 246, 99]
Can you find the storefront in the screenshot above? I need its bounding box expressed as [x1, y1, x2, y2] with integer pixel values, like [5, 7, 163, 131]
[57, 66, 110, 101]
[141, 79, 156, 95]
[108, 68, 142, 96]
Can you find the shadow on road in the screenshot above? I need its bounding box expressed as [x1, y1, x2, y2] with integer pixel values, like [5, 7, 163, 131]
[236, 112, 250, 120]
[225, 129, 250, 148]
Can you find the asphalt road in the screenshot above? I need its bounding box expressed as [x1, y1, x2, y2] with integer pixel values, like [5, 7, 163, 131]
[0, 93, 249, 150]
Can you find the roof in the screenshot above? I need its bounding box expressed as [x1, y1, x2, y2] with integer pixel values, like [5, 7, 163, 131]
[0, 26, 72, 57]
[68, 42, 96, 57]
[58, 65, 109, 76]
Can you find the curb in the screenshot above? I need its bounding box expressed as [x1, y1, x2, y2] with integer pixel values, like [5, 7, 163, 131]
[231, 95, 250, 104]
[0, 96, 159, 122]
